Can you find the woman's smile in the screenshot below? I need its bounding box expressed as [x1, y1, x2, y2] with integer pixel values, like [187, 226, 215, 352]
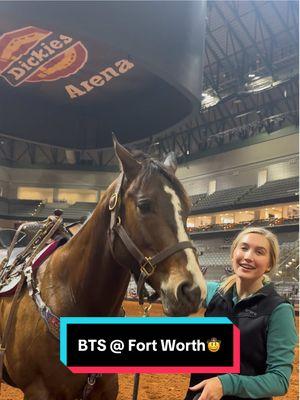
[238, 263, 255, 271]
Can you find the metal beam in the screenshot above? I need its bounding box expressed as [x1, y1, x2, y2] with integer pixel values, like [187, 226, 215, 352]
[271, 1, 298, 45]
[251, 1, 275, 40]
[206, 27, 237, 73]
[38, 145, 53, 163]
[227, 1, 274, 75]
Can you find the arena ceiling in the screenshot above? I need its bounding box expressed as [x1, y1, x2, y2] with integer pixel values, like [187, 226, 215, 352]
[0, 0, 298, 169]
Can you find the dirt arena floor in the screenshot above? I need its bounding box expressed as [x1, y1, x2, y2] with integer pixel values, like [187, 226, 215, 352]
[1, 300, 298, 400]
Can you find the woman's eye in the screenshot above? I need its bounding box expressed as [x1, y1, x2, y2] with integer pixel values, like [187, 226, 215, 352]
[137, 200, 152, 213]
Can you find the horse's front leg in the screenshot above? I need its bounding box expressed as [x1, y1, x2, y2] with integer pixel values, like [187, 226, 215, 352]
[23, 377, 56, 400]
[90, 374, 119, 400]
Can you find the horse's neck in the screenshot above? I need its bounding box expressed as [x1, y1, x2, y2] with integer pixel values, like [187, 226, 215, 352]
[43, 187, 130, 316]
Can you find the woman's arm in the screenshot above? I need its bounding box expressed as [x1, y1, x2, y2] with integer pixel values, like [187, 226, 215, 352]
[218, 303, 298, 398]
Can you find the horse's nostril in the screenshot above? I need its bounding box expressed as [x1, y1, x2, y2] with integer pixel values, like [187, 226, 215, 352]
[177, 282, 191, 297]
[177, 282, 201, 305]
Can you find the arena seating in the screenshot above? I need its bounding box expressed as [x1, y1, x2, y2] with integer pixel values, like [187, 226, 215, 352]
[195, 240, 298, 281]
[190, 177, 298, 214]
[237, 176, 299, 206]
[0, 176, 298, 226]
[191, 185, 254, 213]
[190, 193, 207, 211]
[34, 202, 68, 219]
[0, 197, 8, 216]
[7, 199, 42, 219]
[125, 239, 299, 301]
[62, 202, 97, 220]
[188, 217, 299, 236]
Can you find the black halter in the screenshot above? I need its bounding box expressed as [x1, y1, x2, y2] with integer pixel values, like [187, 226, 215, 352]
[108, 172, 196, 305]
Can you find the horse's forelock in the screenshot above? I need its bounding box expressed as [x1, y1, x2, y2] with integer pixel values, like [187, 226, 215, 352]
[131, 156, 190, 212]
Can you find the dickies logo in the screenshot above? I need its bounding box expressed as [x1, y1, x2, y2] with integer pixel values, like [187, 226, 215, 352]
[0, 26, 88, 86]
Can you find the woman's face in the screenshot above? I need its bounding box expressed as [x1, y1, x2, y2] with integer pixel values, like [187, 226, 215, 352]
[232, 233, 271, 282]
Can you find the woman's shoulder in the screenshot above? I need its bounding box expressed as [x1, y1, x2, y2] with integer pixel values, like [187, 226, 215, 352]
[271, 301, 296, 318]
[206, 281, 221, 306]
[267, 302, 297, 346]
[268, 302, 297, 334]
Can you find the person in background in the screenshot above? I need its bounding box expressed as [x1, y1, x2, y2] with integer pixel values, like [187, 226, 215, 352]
[185, 227, 297, 400]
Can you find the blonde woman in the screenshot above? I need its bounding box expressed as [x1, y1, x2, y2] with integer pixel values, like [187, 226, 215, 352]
[185, 227, 297, 400]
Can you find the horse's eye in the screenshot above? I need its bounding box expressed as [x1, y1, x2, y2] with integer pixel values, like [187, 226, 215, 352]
[137, 200, 152, 214]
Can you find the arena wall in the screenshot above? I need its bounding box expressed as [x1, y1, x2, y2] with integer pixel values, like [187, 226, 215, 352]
[0, 130, 298, 200]
[177, 131, 299, 195]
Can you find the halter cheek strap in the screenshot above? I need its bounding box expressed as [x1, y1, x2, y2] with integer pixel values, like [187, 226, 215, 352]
[108, 172, 197, 305]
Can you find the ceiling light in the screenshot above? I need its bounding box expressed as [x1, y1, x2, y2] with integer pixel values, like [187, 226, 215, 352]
[234, 110, 255, 119]
[244, 75, 283, 93]
[201, 89, 220, 109]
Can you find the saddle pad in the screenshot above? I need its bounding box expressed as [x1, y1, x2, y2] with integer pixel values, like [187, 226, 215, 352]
[0, 240, 61, 297]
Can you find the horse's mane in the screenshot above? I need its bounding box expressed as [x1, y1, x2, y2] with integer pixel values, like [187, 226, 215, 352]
[131, 150, 191, 211]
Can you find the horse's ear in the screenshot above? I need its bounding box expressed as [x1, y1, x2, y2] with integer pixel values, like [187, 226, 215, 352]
[163, 152, 177, 174]
[113, 134, 141, 179]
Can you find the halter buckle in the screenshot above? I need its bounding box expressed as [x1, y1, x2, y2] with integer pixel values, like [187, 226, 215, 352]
[109, 193, 119, 211]
[140, 257, 155, 277]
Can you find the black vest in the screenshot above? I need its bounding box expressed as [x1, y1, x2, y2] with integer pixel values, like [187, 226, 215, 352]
[185, 283, 285, 400]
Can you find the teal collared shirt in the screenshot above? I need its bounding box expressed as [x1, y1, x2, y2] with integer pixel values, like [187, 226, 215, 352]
[206, 281, 298, 398]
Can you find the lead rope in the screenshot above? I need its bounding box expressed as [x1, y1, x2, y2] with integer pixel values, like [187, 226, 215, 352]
[80, 373, 101, 400]
[132, 303, 152, 400]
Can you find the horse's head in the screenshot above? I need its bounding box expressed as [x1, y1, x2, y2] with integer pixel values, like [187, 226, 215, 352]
[111, 138, 206, 316]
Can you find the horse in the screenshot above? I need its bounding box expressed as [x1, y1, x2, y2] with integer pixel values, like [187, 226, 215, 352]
[0, 138, 207, 400]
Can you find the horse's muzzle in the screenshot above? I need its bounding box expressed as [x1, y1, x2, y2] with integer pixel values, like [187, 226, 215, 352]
[161, 283, 202, 316]
[177, 282, 201, 306]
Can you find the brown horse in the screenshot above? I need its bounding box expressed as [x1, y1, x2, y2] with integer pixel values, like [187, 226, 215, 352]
[0, 139, 206, 400]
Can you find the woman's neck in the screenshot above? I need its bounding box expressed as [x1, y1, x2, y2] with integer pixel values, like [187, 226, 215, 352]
[235, 277, 264, 300]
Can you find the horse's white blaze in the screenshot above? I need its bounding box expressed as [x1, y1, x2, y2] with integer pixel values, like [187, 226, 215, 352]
[163, 185, 207, 301]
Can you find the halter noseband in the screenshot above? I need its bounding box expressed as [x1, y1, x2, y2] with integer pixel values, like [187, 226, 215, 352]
[108, 172, 197, 305]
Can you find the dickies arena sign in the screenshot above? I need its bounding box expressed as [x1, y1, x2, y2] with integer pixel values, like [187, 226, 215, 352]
[0, 26, 134, 99]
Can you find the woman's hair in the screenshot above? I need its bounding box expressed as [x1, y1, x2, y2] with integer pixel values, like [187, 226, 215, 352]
[220, 227, 280, 293]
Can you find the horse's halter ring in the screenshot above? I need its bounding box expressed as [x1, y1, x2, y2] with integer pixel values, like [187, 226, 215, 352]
[108, 172, 197, 305]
